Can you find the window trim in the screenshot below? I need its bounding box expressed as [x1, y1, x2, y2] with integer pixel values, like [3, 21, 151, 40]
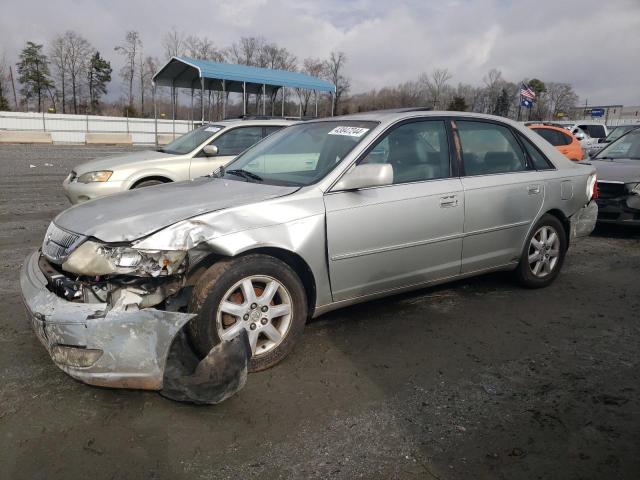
[451, 117, 537, 178]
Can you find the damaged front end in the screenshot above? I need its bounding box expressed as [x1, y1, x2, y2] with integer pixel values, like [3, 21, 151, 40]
[20, 222, 251, 404]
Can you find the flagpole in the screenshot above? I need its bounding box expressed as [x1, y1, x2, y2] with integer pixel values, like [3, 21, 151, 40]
[517, 96, 522, 121]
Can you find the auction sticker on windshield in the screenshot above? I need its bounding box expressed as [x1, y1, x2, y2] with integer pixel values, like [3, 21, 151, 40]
[328, 126, 370, 137]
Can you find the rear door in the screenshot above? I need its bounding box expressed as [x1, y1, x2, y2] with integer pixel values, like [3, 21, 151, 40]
[455, 119, 544, 273]
[325, 118, 465, 301]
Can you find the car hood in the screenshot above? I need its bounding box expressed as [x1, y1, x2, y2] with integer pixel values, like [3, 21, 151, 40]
[53, 178, 299, 243]
[585, 158, 640, 183]
[73, 149, 179, 175]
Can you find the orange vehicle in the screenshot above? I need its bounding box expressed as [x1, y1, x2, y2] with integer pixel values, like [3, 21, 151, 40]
[528, 123, 583, 161]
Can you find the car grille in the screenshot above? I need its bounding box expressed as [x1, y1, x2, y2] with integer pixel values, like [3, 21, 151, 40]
[41, 222, 86, 265]
[597, 181, 625, 199]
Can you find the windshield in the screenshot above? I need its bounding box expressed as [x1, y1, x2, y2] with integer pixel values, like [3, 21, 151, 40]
[606, 126, 637, 143]
[221, 120, 378, 186]
[162, 124, 225, 155]
[596, 129, 640, 160]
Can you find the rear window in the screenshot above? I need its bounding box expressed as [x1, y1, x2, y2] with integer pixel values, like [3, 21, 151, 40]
[534, 128, 570, 146]
[579, 125, 606, 139]
[519, 134, 554, 170]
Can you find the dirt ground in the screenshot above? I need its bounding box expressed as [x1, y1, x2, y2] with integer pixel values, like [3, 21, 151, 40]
[0, 144, 638, 480]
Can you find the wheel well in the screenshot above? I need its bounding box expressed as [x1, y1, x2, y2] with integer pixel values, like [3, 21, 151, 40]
[187, 247, 317, 318]
[545, 209, 571, 249]
[247, 247, 317, 317]
[131, 176, 172, 188]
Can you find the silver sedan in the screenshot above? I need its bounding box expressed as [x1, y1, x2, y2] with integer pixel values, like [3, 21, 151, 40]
[62, 118, 294, 203]
[21, 109, 598, 402]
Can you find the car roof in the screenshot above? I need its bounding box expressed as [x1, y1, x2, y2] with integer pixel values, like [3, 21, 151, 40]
[206, 118, 297, 127]
[308, 109, 530, 127]
[527, 124, 574, 134]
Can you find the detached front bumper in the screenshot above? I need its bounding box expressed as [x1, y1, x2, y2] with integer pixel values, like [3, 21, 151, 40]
[20, 250, 195, 390]
[569, 200, 598, 241]
[63, 176, 127, 204]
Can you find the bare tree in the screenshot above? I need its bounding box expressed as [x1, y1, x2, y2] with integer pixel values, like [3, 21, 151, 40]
[185, 35, 221, 61]
[298, 58, 324, 115]
[482, 68, 503, 113]
[420, 68, 452, 109]
[228, 37, 263, 66]
[63, 31, 92, 113]
[115, 31, 141, 113]
[545, 82, 579, 119]
[161, 27, 186, 59]
[323, 51, 350, 114]
[49, 35, 68, 113]
[0, 53, 10, 111]
[138, 52, 157, 116]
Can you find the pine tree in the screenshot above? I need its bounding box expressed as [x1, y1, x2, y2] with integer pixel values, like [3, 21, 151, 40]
[17, 41, 55, 112]
[87, 51, 112, 113]
[447, 96, 468, 112]
[492, 88, 511, 117]
[0, 74, 9, 111]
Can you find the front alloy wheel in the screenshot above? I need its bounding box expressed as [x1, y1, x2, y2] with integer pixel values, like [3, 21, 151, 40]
[217, 276, 293, 356]
[188, 254, 307, 372]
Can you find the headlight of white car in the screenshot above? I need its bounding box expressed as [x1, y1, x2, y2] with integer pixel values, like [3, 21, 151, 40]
[631, 183, 640, 195]
[62, 240, 186, 277]
[77, 170, 113, 183]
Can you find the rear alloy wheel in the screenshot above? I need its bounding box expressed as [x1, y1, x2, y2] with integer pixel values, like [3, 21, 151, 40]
[188, 255, 307, 372]
[516, 214, 567, 288]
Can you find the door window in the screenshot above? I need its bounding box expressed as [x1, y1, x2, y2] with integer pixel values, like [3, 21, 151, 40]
[264, 126, 285, 137]
[359, 120, 450, 184]
[213, 126, 264, 156]
[457, 121, 528, 175]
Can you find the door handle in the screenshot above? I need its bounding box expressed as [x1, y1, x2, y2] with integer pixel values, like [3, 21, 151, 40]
[439, 194, 458, 208]
[527, 184, 541, 195]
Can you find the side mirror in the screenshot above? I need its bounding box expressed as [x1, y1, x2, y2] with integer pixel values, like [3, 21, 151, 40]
[203, 145, 219, 157]
[574, 133, 585, 141]
[333, 164, 393, 191]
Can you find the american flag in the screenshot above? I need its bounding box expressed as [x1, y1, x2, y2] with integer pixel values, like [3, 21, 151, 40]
[520, 83, 536, 101]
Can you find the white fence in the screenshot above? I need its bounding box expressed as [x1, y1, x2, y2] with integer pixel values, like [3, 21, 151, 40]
[0, 111, 193, 144]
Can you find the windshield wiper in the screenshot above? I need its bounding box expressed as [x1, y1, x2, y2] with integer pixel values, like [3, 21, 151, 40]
[226, 169, 263, 182]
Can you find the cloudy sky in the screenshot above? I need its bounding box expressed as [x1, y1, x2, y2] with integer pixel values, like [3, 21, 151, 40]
[2, 0, 640, 105]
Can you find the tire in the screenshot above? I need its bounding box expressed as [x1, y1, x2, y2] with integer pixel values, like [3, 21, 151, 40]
[515, 214, 567, 288]
[187, 254, 308, 372]
[132, 179, 166, 189]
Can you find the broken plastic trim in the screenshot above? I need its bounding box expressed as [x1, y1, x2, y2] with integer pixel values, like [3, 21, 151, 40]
[161, 329, 251, 404]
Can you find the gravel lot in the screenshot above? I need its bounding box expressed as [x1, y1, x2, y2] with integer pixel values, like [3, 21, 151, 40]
[0, 144, 639, 480]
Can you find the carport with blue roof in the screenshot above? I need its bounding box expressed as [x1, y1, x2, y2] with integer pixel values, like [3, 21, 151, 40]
[152, 56, 336, 144]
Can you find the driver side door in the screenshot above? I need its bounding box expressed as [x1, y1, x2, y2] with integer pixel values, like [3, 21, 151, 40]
[189, 126, 264, 178]
[324, 119, 464, 302]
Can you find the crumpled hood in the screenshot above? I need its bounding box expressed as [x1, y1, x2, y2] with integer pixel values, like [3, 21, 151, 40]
[54, 177, 299, 243]
[586, 159, 640, 184]
[73, 149, 177, 175]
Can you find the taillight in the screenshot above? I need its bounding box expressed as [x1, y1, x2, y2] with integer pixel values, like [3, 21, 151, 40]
[587, 174, 598, 201]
